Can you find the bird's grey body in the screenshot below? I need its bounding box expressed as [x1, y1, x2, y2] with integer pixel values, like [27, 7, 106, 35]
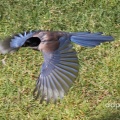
[0, 30, 114, 103]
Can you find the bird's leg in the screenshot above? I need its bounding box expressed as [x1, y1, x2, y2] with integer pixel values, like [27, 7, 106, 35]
[1, 55, 7, 65]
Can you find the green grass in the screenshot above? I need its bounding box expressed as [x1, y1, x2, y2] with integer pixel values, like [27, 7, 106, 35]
[0, 0, 120, 120]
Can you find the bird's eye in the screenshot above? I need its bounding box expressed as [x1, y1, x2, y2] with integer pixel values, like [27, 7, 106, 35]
[22, 37, 41, 47]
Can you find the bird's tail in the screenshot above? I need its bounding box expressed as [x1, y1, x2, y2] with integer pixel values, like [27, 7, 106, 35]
[70, 32, 114, 47]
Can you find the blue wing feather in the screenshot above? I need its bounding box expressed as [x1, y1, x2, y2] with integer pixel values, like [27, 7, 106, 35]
[34, 36, 79, 103]
[10, 31, 35, 48]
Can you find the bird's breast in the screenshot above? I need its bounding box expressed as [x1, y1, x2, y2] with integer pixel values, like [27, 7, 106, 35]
[38, 40, 60, 53]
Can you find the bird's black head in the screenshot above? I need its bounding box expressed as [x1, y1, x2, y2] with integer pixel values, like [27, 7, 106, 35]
[22, 37, 41, 47]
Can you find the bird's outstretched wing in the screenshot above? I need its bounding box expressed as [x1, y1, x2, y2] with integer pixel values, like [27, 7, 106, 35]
[0, 31, 36, 54]
[33, 36, 79, 103]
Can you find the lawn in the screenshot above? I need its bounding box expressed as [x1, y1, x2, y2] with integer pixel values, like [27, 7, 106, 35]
[0, 0, 120, 120]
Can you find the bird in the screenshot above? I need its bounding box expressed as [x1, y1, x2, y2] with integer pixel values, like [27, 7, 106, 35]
[0, 30, 114, 103]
